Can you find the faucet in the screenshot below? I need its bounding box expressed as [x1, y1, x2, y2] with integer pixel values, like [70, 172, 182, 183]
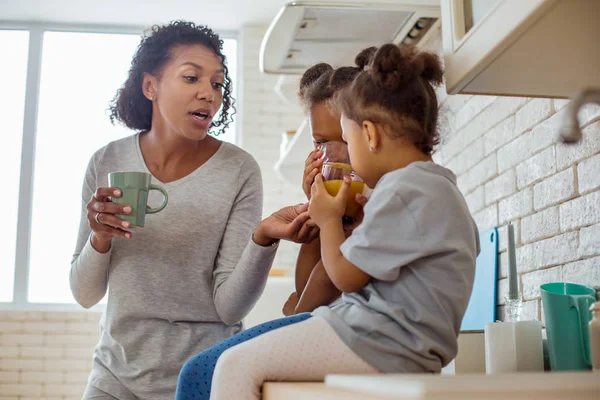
[559, 87, 600, 143]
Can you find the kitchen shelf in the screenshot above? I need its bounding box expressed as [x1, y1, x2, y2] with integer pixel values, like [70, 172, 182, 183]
[274, 118, 313, 185]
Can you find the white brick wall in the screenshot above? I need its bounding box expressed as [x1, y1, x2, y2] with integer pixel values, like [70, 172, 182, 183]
[498, 188, 533, 225]
[419, 23, 600, 322]
[0, 311, 100, 400]
[515, 146, 556, 189]
[438, 84, 600, 322]
[578, 153, 600, 194]
[484, 169, 516, 205]
[533, 167, 576, 210]
[559, 190, 600, 231]
[520, 206, 560, 244]
[580, 224, 600, 258]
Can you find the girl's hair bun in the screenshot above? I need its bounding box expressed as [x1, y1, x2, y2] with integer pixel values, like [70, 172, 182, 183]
[355, 46, 377, 70]
[413, 51, 444, 85]
[330, 66, 361, 89]
[369, 43, 411, 89]
[299, 63, 333, 99]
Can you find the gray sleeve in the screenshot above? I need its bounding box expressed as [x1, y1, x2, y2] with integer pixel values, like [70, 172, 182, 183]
[340, 189, 424, 281]
[69, 153, 111, 308]
[212, 158, 278, 325]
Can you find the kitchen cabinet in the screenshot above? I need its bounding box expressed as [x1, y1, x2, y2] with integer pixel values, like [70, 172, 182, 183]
[440, 0, 600, 98]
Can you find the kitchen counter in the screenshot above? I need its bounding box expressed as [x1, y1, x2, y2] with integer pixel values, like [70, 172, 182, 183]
[263, 371, 599, 400]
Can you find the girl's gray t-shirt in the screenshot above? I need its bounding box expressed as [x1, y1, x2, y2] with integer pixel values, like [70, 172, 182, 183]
[313, 161, 480, 373]
[70, 134, 278, 399]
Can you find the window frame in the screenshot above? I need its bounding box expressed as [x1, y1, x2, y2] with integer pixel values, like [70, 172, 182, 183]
[0, 21, 239, 310]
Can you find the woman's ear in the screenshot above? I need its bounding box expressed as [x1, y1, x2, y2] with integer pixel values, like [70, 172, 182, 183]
[142, 72, 158, 101]
[362, 120, 380, 152]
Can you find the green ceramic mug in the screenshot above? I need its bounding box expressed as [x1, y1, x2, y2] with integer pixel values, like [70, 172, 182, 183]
[540, 282, 597, 371]
[108, 171, 168, 227]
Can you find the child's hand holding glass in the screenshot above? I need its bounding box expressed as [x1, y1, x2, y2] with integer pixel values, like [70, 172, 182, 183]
[309, 172, 352, 227]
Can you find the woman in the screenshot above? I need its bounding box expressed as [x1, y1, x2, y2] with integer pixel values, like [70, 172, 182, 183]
[70, 21, 317, 400]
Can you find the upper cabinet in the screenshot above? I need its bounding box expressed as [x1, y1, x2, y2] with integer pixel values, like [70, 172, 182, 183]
[440, 0, 600, 98]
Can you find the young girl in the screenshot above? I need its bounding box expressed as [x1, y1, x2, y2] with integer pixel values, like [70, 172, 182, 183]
[177, 44, 479, 400]
[284, 51, 374, 316]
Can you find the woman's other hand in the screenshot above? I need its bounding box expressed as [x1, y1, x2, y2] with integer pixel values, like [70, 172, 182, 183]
[254, 203, 320, 246]
[87, 187, 133, 252]
[302, 149, 323, 200]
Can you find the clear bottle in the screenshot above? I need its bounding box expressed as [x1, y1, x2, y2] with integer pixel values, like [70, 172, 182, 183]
[591, 301, 600, 372]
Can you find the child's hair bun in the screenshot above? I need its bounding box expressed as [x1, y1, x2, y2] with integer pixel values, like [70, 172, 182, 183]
[355, 46, 377, 70]
[299, 63, 333, 98]
[369, 44, 444, 89]
[413, 52, 444, 86]
[369, 43, 411, 90]
[330, 66, 361, 89]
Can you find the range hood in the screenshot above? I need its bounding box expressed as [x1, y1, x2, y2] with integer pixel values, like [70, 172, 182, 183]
[260, 1, 441, 75]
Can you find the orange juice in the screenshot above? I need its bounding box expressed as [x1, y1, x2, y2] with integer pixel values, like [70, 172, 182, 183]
[323, 180, 367, 218]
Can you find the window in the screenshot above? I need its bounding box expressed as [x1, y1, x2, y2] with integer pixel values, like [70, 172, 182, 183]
[1, 26, 238, 307]
[29, 32, 141, 303]
[0, 30, 29, 302]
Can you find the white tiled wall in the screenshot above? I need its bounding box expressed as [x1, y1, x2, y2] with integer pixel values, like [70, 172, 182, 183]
[440, 93, 600, 321]
[0, 311, 101, 399]
[418, 27, 600, 322]
[426, 32, 600, 321]
[2, 24, 600, 399]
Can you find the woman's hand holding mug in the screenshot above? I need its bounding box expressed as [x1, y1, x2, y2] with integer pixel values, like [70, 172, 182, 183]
[87, 187, 133, 253]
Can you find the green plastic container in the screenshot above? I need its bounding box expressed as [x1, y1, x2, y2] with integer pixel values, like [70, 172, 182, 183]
[540, 282, 597, 371]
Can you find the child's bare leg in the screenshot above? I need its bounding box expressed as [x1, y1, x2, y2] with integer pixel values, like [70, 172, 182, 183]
[210, 317, 377, 400]
[294, 261, 341, 313]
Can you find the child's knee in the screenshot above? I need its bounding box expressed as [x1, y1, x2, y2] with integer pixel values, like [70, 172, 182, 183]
[214, 345, 244, 374]
[212, 346, 261, 398]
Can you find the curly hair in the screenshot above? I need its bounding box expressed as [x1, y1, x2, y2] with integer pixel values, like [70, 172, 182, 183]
[297, 47, 376, 110]
[109, 20, 235, 136]
[333, 44, 444, 154]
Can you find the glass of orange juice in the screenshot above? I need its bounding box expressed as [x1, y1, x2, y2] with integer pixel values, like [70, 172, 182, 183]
[321, 162, 366, 219]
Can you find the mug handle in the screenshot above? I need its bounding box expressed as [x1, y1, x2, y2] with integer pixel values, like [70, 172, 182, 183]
[570, 295, 596, 367]
[147, 184, 168, 214]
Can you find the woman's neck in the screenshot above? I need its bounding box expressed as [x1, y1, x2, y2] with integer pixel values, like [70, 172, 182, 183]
[141, 128, 202, 166]
[139, 120, 220, 183]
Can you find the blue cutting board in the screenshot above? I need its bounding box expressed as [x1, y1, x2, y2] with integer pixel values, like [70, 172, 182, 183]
[461, 227, 498, 331]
